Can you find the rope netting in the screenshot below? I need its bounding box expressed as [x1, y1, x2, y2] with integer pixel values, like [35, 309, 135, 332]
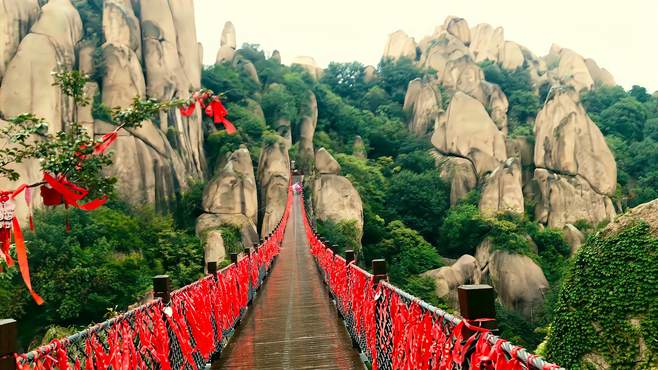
[14, 184, 294, 370]
[300, 191, 563, 370]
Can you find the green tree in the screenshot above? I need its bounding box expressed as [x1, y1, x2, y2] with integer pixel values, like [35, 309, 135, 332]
[317, 220, 361, 255]
[377, 58, 422, 104]
[384, 170, 450, 244]
[581, 85, 627, 119]
[383, 221, 443, 278]
[320, 61, 368, 103]
[438, 204, 490, 257]
[360, 86, 391, 113]
[261, 84, 299, 126]
[480, 61, 540, 131]
[0, 205, 203, 347]
[201, 63, 259, 102]
[597, 97, 647, 140]
[395, 150, 436, 173]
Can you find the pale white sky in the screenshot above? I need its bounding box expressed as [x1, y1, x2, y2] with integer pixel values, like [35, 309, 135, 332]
[194, 0, 658, 91]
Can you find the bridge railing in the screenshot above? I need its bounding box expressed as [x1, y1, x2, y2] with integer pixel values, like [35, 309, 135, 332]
[6, 184, 294, 370]
[299, 190, 563, 370]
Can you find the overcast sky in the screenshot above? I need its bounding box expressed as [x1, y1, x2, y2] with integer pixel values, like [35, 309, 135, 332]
[194, 0, 658, 91]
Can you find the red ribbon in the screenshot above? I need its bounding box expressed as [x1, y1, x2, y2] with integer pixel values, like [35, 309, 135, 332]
[42, 173, 108, 211]
[3, 185, 43, 305]
[93, 131, 118, 155]
[12, 216, 43, 304]
[205, 99, 237, 134]
[179, 103, 196, 117]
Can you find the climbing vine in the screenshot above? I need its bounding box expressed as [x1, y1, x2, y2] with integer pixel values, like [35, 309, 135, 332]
[545, 221, 658, 369]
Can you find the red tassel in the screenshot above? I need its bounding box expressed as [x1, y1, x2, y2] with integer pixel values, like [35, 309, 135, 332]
[179, 103, 196, 117]
[13, 217, 44, 305]
[204, 98, 237, 135]
[42, 173, 108, 211]
[93, 131, 118, 155]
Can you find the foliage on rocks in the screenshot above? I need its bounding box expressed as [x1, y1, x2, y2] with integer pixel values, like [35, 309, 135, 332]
[545, 221, 658, 369]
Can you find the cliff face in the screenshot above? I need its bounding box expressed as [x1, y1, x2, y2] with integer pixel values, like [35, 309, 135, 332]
[392, 15, 618, 229]
[389, 15, 619, 318]
[0, 0, 206, 210]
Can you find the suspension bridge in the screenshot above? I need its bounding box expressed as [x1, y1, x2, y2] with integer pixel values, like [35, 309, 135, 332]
[0, 175, 563, 370]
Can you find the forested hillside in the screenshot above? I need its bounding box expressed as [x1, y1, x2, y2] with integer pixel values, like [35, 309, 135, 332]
[0, 3, 656, 367]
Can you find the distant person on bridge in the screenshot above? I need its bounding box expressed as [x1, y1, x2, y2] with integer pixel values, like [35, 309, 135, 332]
[292, 182, 302, 194]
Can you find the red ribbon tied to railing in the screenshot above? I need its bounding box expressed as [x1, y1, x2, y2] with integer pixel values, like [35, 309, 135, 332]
[15, 178, 296, 369]
[298, 188, 562, 370]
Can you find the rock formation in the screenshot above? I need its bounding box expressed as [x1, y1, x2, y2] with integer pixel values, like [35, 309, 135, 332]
[403, 78, 442, 136]
[469, 23, 504, 63]
[562, 224, 585, 254]
[197, 146, 259, 265]
[0, 0, 83, 204]
[258, 137, 291, 237]
[584, 58, 615, 86]
[499, 41, 524, 70]
[315, 148, 341, 175]
[296, 92, 318, 173]
[0, 0, 82, 135]
[291, 56, 322, 80]
[432, 150, 477, 205]
[270, 50, 281, 64]
[439, 56, 509, 131]
[313, 148, 364, 241]
[383, 30, 417, 60]
[422, 255, 481, 309]
[544, 45, 613, 92]
[533, 88, 616, 227]
[220, 20, 236, 49]
[202, 147, 258, 224]
[353, 136, 367, 159]
[431, 92, 507, 177]
[479, 158, 524, 216]
[196, 213, 259, 264]
[95, 0, 206, 206]
[533, 169, 616, 229]
[0, 0, 40, 82]
[233, 55, 260, 84]
[419, 32, 471, 75]
[216, 21, 236, 63]
[443, 16, 470, 45]
[363, 65, 377, 83]
[505, 137, 535, 190]
[554, 48, 594, 92]
[0, 0, 207, 212]
[476, 239, 548, 322]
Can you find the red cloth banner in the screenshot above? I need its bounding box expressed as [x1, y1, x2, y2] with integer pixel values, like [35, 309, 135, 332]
[299, 188, 562, 370]
[15, 178, 295, 370]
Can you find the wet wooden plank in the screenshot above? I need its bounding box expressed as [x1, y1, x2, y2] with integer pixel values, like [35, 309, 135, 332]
[213, 195, 364, 370]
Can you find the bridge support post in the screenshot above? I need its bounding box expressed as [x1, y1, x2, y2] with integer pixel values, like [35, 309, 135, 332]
[230, 253, 239, 265]
[458, 284, 497, 332]
[345, 250, 355, 264]
[153, 275, 171, 305]
[0, 319, 17, 370]
[372, 259, 387, 284]
[207, 261, 218, 277]
[244, 247, 252, 257]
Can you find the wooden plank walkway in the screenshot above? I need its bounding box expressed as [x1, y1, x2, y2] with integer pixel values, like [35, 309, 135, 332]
[212, 194, 364, 370]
